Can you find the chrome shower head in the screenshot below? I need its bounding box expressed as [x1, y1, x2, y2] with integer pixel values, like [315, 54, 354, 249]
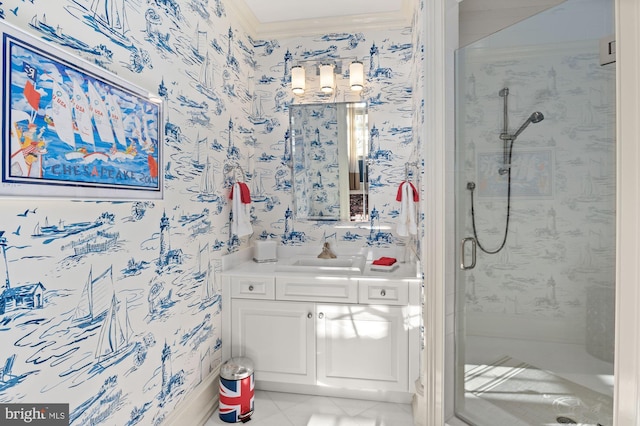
[530, 111, 544, 123]
[513, 112, 544, 139]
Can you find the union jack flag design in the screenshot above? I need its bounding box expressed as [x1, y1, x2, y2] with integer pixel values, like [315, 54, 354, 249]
[219, 374, 254, 423]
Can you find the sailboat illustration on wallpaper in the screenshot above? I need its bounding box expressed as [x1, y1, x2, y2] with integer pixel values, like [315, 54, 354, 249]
[197, 52, 221, 102]
[191, 133, 206, 170]
[248, 95, 267, 125]
[88, 0, 133, 48]
[200, 260, 219, 309]
[72, 266, 114, 328]
[0, 355, 34, 392]
[94, 292, 136, 369]
[193, 243, 208, 281]
[199, 52, 214, 89]
[198, 156, 220, 202]
[191, 22, 207, 62]
[250, 171, 268, 202]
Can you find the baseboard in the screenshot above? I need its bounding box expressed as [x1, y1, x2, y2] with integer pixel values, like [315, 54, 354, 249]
[466, 313, 584, 345]
[256, 380, 413, 404]
[411, 378, 425, 426]
[165, 367, 220, 426]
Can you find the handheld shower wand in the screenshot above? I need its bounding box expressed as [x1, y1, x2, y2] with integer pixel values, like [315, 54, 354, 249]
[513, 111, 545, 139]
[466, 88, 545, 256]
[499, 88, 510, 171]
[498, 89, 545, 175]
[499, 110, 544, 175]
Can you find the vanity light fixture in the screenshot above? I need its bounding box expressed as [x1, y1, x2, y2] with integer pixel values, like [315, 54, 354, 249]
[291, 65, 306, 95]
[319, 63, 335, 94]
[290, 59, 365, 95]
[349, 60, 364, 92]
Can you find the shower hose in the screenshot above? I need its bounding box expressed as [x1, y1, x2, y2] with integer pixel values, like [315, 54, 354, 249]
[467, 137, 515, 255]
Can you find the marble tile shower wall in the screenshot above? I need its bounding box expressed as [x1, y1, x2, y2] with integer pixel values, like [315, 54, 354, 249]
[0, 0, 422, 425]
[457, 40, 616, 343]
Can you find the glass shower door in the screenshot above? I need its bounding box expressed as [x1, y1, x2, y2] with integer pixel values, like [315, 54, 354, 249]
[454, 1, 616, 425]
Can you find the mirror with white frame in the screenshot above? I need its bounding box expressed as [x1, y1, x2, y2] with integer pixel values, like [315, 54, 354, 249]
[289, 102, 369, 221]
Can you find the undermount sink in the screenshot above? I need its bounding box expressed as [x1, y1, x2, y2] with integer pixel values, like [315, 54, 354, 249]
[276, 255, 365, 274]
[293, 258, 355, 267]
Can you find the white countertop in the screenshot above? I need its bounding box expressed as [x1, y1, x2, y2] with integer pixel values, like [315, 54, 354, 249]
[221, 245, 421, 281]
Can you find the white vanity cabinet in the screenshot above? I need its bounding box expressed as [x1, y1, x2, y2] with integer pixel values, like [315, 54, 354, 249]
[221, 265, 421, 403]
[316, 304, 408, 392]
[231, 299, 316, 385]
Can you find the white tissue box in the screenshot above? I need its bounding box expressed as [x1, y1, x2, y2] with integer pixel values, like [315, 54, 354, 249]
[253, 240, 277, 263]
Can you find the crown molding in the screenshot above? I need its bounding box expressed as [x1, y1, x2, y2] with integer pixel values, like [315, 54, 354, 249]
[226, 0, 414, 40]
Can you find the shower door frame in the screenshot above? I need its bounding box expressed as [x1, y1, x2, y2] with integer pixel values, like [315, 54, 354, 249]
[419, 0, 640, 425]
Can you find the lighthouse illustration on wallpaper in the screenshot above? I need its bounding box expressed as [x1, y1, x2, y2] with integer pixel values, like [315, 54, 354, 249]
[157, 211, 183, 272]
[0, 231, 41, 392]
[0, 231, 45, 393]
[0, 231, 46, 315]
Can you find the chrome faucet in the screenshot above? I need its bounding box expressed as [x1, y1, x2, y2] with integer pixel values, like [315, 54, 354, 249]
[317, 242, 337, 259]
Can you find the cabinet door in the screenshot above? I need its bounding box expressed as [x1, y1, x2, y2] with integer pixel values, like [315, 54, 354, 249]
[231, 299, 315, 385]
[316, 304, 408, 392]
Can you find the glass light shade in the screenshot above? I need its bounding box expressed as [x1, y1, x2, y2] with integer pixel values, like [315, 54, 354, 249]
[291, 65, 305, 95]
[319, 64, 335, 93]
[349, 61, 364, 92]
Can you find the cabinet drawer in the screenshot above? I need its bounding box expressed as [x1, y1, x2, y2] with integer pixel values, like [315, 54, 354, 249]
[231, 276, 275, 299]
[276, 277, 357, 303]
[358, 280, 408, 305]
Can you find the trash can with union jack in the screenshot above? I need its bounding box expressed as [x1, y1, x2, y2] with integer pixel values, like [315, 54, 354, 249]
[219, 357, 254, 423]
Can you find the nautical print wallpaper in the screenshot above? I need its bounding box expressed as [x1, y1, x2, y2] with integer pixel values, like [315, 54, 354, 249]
[253, 27, 418, 247]
[0, 0, 422, 424]
[457, 39, 616, 351]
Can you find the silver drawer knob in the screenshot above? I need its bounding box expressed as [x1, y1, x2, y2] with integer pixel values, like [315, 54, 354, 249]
[307, 313, 313, 319]
[380, 289, 386, 297]
[248, 285, 254, 291]
[318, 312, 324, 319]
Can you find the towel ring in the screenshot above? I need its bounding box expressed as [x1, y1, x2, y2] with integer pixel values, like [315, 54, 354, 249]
[224, 162, 246, 183]
[404, 161, 418, 181]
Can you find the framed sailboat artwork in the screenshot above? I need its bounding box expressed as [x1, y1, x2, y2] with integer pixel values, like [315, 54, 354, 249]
[0, 20, 163, 199]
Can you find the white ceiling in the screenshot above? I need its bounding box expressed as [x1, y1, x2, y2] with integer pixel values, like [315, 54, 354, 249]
[226, 0, 412, 39]
[226, 0, 567, 47]
[458, 0, 566, 47]
[242, 0, 405, 23]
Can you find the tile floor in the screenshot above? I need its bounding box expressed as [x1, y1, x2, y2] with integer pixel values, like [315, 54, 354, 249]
[205, 390, 415, 426]
[458, 337, 614, 426]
